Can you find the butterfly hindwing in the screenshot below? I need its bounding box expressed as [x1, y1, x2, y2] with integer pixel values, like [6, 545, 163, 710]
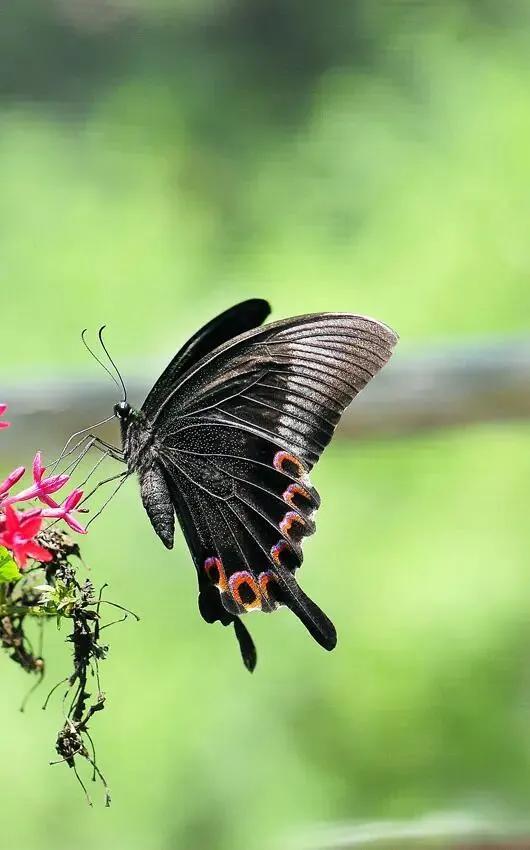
[157, 441, 337, 657]
[153, 459, 258, 671]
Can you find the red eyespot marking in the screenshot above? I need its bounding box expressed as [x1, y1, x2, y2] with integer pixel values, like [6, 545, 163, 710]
[270, 539, 298, 571]
[273, 450, 306, 479]
[280, 511, 306, 541]
[283, 482, 314, 512]
[204, 556, 228, 592]
[229, 571, 262, 611]
[258, 571, 281, 611]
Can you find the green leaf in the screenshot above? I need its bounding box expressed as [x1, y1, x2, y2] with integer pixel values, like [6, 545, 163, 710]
[0, 546, 21, 584]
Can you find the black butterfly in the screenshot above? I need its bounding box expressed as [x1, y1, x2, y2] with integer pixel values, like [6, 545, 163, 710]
[111, 300, 397, 671]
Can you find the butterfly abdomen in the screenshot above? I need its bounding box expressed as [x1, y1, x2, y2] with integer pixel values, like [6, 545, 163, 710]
[138, 465, 175, 549]
[118, 411, 177, 547]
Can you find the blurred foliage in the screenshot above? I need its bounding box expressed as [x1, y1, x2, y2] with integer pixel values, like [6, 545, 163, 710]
[1, 2, 530, 849]
[0, 546, 21, 584]
[1, 1, 530, 373]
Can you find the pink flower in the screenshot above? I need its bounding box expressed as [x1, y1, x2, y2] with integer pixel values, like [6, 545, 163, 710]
[0, 466, 25, 499]
[42, 488, 87, 534]
[2, 452, 70, 507]
[0, 505, 52, 569]
[0, 403, 10, 429]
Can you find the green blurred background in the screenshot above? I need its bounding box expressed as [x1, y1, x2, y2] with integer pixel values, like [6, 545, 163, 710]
[2, 2, 530, 848]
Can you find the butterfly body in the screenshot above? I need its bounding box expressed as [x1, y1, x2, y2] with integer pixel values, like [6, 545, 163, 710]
[114, 404, 176, 548]
[114, 300, 398, 670]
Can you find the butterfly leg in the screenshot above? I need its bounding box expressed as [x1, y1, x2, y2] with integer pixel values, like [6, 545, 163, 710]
[59, 432, 121, 478]
[79, 471, 130, 509]
[57, 435, 101, 477]
[84, 473, 130, 529]
[47, 435, 123, 487]
[48, 415, 121, 474]
[48, 432, 102, 475]
[87, 436, 124, 462]
[73, 450, 112, 490]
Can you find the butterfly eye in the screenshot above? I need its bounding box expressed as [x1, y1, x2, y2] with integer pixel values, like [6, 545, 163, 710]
[113, 401, 131, 419]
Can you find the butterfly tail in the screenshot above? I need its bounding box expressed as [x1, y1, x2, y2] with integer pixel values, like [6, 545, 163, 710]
[165, 467, 260, 672]
[233, 618, 257, 673]
[275, 566, 337, 651]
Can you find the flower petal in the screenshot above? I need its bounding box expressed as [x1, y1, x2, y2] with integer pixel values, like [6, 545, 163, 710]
[32, 451, 44, 482]
[41, 473, 70, 494]
[19, 513, 43, 538]
[0, 466, 25, 497]
[64, 489, 84, 511]
[4, 473, 70, 505]
[12, 546, 27, 569]
[39, 493, 61, 508]
[24, 542, 53, 564]
[0, 403, 10, 429]
[64, 515, 87, 534]
[4, 505, 19, 533]
[3, 485, 41, 504]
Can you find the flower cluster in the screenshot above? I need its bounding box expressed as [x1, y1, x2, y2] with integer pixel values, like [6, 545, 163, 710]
[0, 404, 86, 569]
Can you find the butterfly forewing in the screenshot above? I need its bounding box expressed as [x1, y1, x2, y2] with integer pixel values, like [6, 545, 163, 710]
[141, 299, 270, 416]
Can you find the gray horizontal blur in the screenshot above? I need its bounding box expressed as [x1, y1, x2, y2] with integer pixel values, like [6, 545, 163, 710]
[2, 337, 530, 456]
[287, 810, 530, 849]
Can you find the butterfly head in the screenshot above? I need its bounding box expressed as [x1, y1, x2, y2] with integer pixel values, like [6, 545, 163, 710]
[114, 401, 132, 421]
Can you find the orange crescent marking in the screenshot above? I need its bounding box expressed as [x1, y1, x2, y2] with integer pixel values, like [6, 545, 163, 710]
[271, 539, 290, 567]
[258, 571, 280, 610]
[280, 511, 306, 539]
[273, 450, 305, 478]
[204, 556, 228, 592]
[283, 482, 313, 510]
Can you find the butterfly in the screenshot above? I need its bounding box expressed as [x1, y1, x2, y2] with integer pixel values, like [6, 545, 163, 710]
[111, 300, 398, 671]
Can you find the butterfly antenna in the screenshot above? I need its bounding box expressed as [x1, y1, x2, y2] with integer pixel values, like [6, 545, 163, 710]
[81, 329, 122, 395]
[98, 325, 128, 402]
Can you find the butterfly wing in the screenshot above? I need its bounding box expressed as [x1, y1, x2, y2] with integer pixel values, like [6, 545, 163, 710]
[140, 312, 398, 667]
[141, 299, 270, 415]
